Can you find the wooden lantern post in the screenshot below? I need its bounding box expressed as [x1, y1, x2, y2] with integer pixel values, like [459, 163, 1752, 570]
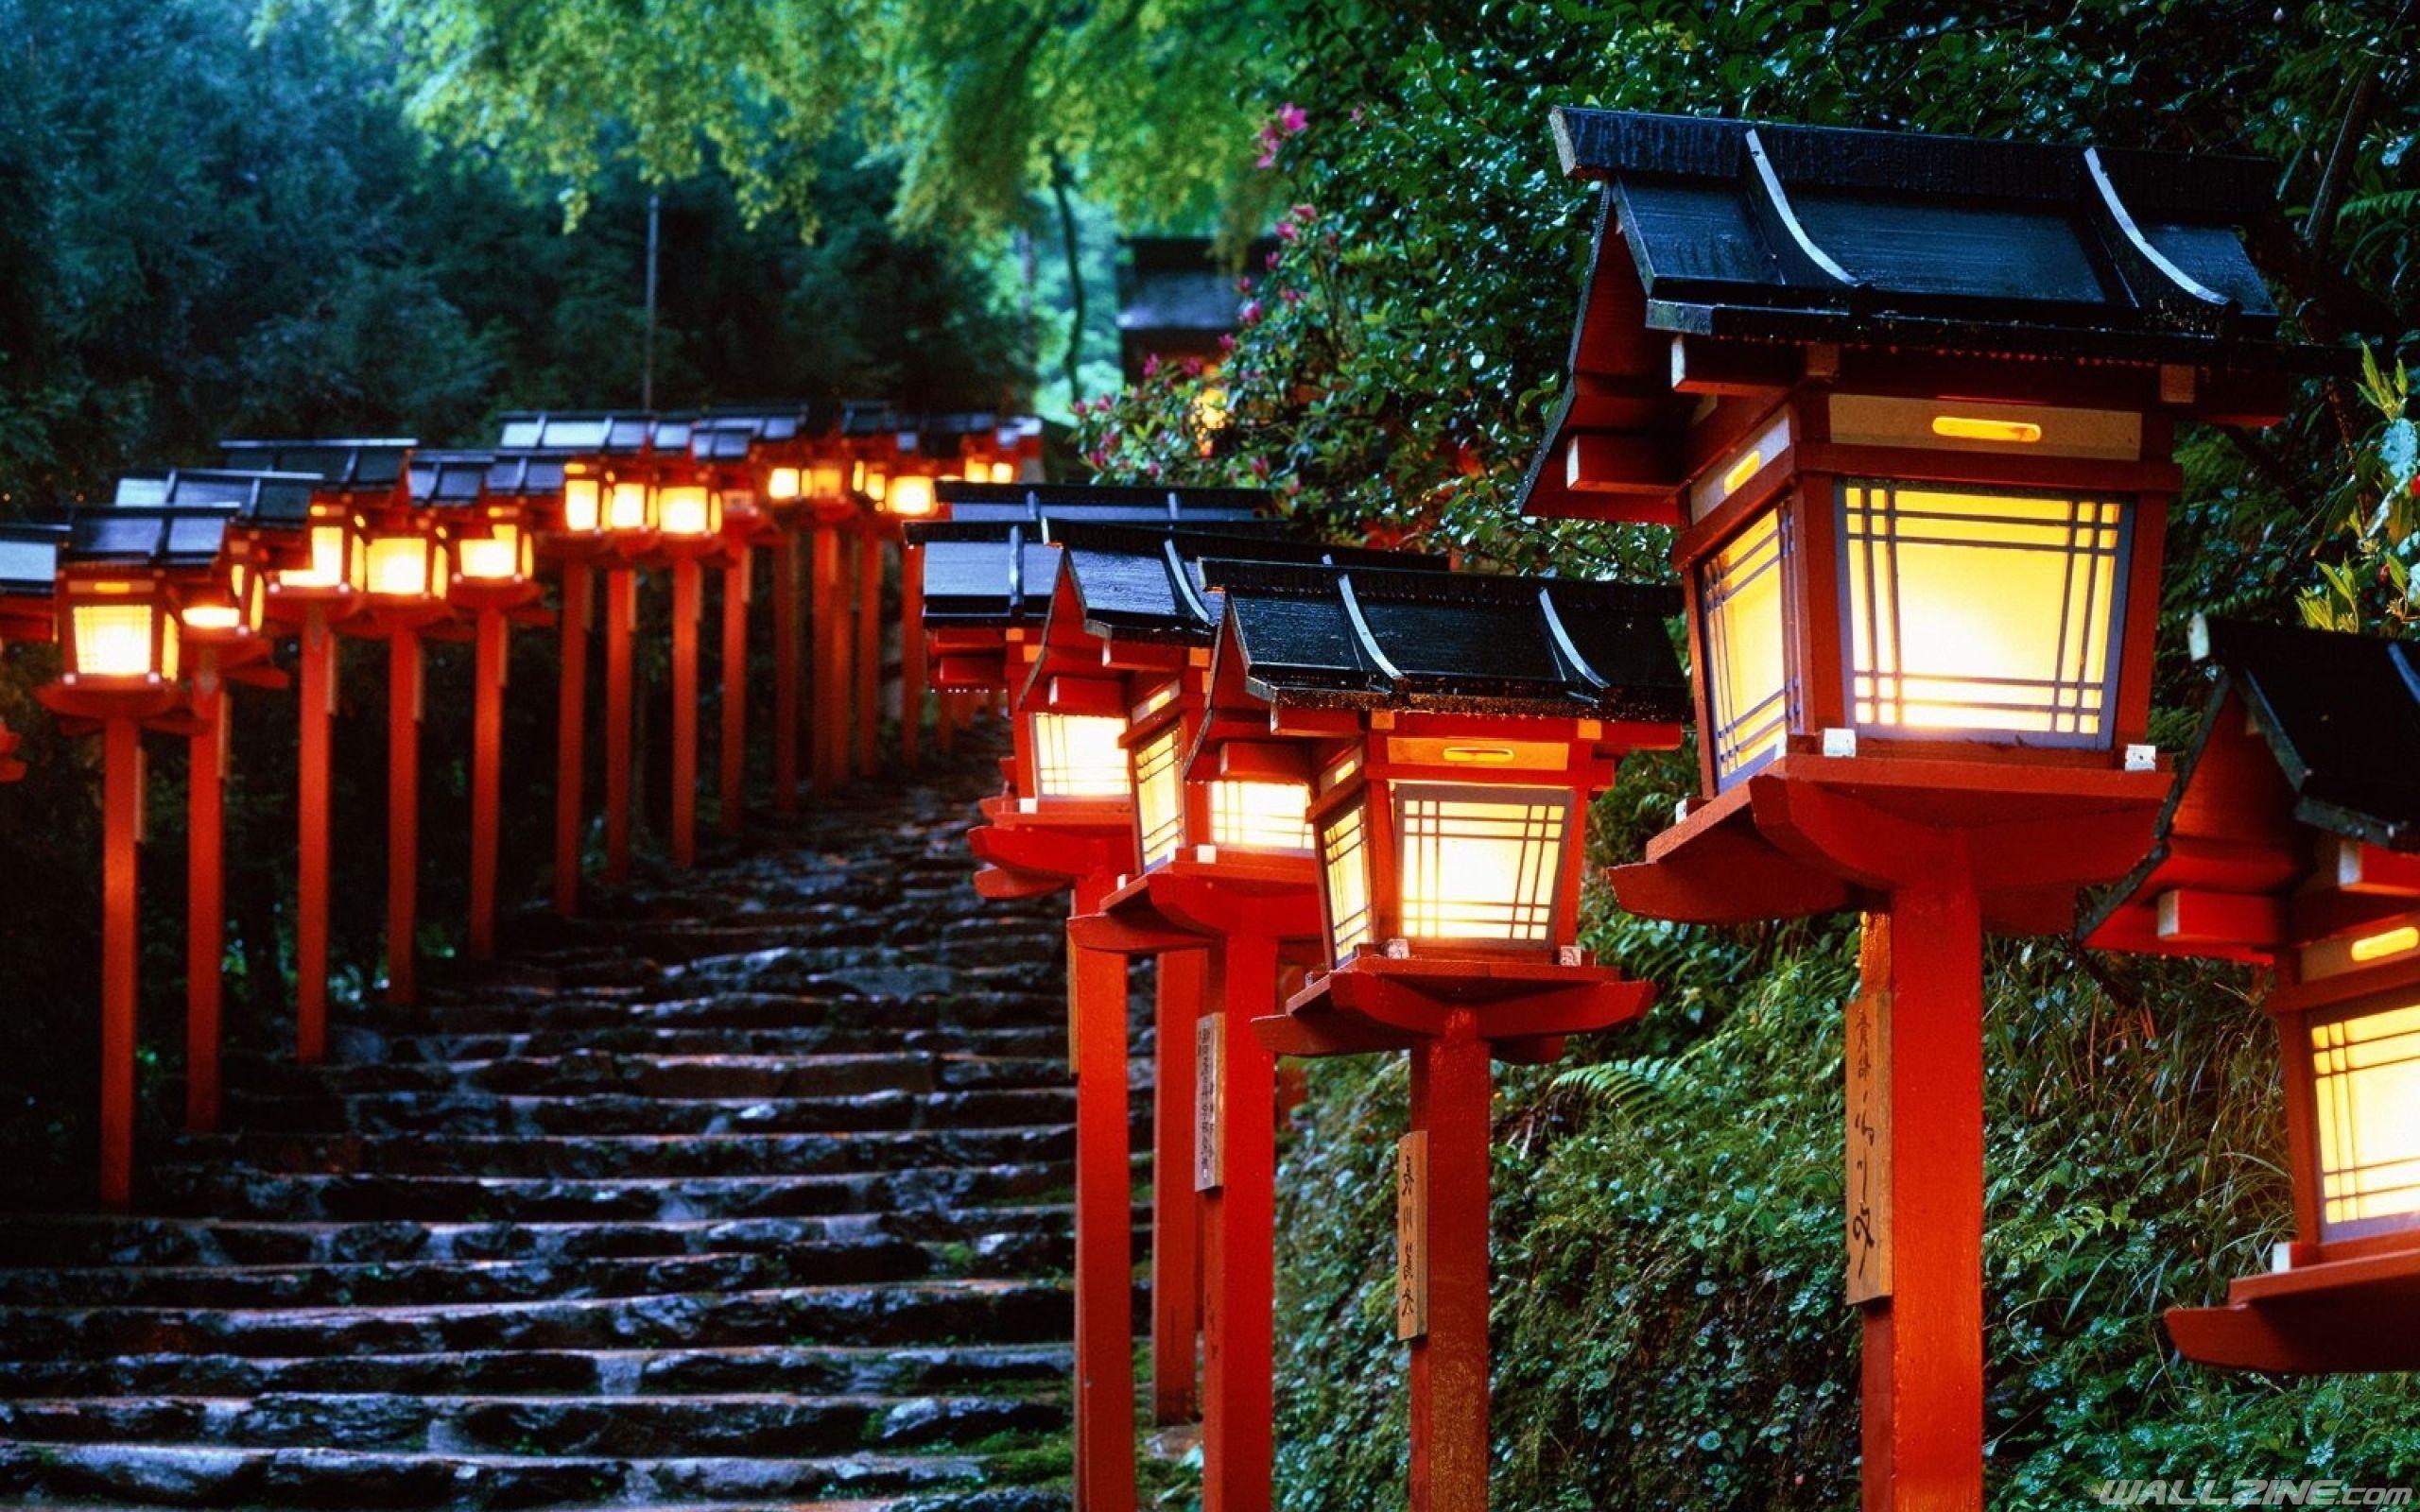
[1043, 527, 1439, 1463]
[42, 513, 208, 1205]
[688, 408, 814, 836]
[429, 453, 552, 958]
[648, 476, 730, 868]
[233, 439, 404, 1063]
[539, 457, 614, 916]
[1515, 110, 2330, 1511]
[1183, 561, 1684, 1512]
[2083, 617, 2420, 1370]
[804, 444, 860, 795]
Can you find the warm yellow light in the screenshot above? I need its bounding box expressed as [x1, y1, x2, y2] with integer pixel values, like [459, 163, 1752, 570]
[1395, 782, 1568, 945]
[1721, 451, 1764, 495]
[765, 466, 803, 503]
[278, 524, 354, 591]
[1931, 414, 2044, 444]
[2310, 1000, 2420, 1236]
[809, 462, 847, 500]
[1132, 727, 1185, 868]
[2352, 926, 2420, 964]
[73, 601, 164, 679]
[888, 475, 939, 518]
[179, 603, 243, 632]
[562, 477, 603, 533]
[1210, 779, 1313, 852]
[1319, 799, 1375, 964]
[608, 481, 652, 533]
[456, 526, 524, 582]
[1842, 484, 2126, 741]
[365, 536, 433, 598]
[1194, 387, 1231, 434]
[988, 460, 1017, 485]
[658, 485, 717, 538]
[1442, 746, 1517, 765]
[1701, 509, 1789, 785]
[1031, 713, 1131, 799]
[865, 470, 890, 502]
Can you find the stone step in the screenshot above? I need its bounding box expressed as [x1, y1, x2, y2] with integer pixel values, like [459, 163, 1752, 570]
[0, 1390, 1064, 1456]
[358, 988, 1065, 1039]
[139, 1160, 1072, 1223]
[0, 1439, 1065, 1508]
[369, 1022, 1068, 1064]
[229, 1051, 1072, 1101]
[0, 1343, 1072, 1402]
[0, 1279, 1070, 1359]
[221, 1087, 1081, 1139]
[0, 1204, 1088, 1270]
[164, 1125, 1076, 1180]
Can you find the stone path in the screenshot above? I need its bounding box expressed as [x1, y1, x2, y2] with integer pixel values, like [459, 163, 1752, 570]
[0, 746, 1093, 1510]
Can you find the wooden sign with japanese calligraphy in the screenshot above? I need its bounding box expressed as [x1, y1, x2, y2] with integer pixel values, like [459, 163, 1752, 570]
[1845, 988, 1893, 1305]
[1194, 1012, 1224, 1193]
[1395, 1129, 1428, 1341]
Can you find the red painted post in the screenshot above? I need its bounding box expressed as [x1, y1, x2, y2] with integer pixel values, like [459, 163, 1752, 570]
[1408, 1019, 1492, 1512]
[385, 630, 423, 1005]
[1071, 870, 1138, 1512]
[1858, 890, 1984, 1512]
[296, 605, 334, 1064]
[98, 714, 141, 1209]
[1202, 931, 1278, 1512]
[602, 565, 635, 884]
[772, 536, 801, 816]
[937, 690, 959, 757]
[718, 549, 751, 836]
[467, 607, 508, 958]
[553, 565, 592, 916]
[1151, 948, 1207, 1423]
[898, 539, 925, 766]
[184, 650, 225, 1132]
[855, 531, 881, 778]
[669, 556, 701, 868]
[810, 524, 841, 791]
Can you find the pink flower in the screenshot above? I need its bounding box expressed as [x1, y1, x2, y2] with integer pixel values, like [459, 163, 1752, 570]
[1235, 275, 1253, 295]
[1218, 334, 1236, 354]
[1239, 300, 1262, 325]
[1278, 103, 1306, 134]
[1280, 286, 1302, 305]
[1290, 203, 1315, 222]
[1249, 455, 1270, 479]
[1255, 124, 1282, 169]
[1265, 250, 1280, 270]
[1142, 352, 1160, 378]
[1277, 220, 1298, 243]
[1181, 356, 1205, 377]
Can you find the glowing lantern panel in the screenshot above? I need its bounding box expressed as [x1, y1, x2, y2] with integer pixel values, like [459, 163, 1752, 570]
[1031, 713, 1130, 799]
[365, 535, 438, 599]
[1840, 484, 2128, 740]
[1701, 509, 1791, 785]
[562, 476, 604, 534]
[888, 475, 939, 518]
[2307, 996, 2420, 1239]
[1132, 724, 1185, 868]
[279, 524, 361, 593]
[608, 481, 653, 533]
[1317, 797, 1375, 963]
[988, 460, 1017, 485]
[765, 466, 803, 504]
[72, 597, 175, 681]
[456, 524, 528, 583]
[1395, 783, 1567, 945]
[1208, 778, 1312, 853]
[658, 485, 719, 538]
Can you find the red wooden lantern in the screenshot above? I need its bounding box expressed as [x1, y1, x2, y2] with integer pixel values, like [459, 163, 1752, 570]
[735, 404, 845, 815]
[1191, 560, 1685, 1512]
[228, 438, 414, 1063]
[115, 467, 317, 1132]
[649, 471, 730, 868]
[414, 452, 550, 962]
[692, 408, 815, 834]
[1025, 528, 1440, 1509]
[497, 411, 673, 894]
[39, 506, 237, 1206]
[2083, 618, 2420, 1372]
[0, 525, 63, 783]
[1517, 110, 2337, 1511]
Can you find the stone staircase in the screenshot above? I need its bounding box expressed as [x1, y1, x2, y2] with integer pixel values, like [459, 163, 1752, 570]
[0, 748, 1101, 1510]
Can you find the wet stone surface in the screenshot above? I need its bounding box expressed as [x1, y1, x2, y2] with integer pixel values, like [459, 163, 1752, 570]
[0, 740, 1098, 1510]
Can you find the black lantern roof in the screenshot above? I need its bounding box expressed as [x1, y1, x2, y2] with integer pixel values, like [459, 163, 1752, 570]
[218, 439, 414, 494]
[64, 507, 237, 570]
[689, 406, 821, 461]
[406, 451, 495, 506]
[912, 523, 1066, 629]
[1519, 110, 2341, 520]
[494, 412, 663, 454]
[2081, 618, 2420, 959]
[0, 524, 64, 598]
[484, 450, 575, 499]
[934, 481, 1270, 526]
[840, 401, 896, 439]
[1553, 109, 2309, 360]
[1053, 524, 1444, 645]
[1116, 236, 1280, 376]
[1204, 559, 1691, 721]
[114, 469, 317, 529]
